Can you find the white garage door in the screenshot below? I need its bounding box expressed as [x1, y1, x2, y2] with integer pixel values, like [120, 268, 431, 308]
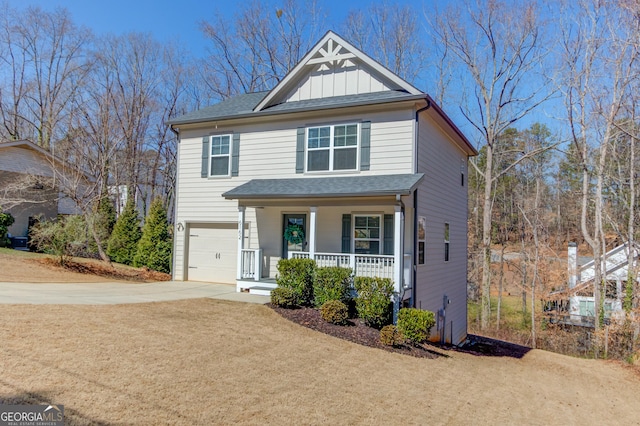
[187, 223, 238, 283]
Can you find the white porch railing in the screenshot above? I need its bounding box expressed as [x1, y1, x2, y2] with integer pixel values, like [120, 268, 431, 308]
[289, 251, 395, 280]
[240, 249, 262, 281]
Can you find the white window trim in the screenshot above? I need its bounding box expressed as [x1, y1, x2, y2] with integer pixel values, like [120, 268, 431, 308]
[305, 123, 360, 173]
[353, 214, 382, 255]
[209, 134, 232, 178]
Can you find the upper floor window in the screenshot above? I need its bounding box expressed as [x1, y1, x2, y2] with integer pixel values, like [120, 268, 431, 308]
[307, 124, 358, 172]
[209, 135, 231, 176]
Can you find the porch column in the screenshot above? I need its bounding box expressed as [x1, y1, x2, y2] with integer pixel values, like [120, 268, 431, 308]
[393, 205, 403, 322]
[309, 206, 317, 260]
[236, 206, 246, 282]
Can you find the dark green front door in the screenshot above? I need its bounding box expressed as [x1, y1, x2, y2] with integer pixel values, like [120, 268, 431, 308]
[283, 213, 307, 258]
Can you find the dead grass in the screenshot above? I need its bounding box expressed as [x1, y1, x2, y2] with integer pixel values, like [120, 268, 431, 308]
[1, 299, 639, 425]
[0, 248, 170, 283]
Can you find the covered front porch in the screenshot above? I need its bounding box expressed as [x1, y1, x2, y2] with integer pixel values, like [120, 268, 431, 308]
[222, 174, 423, 298]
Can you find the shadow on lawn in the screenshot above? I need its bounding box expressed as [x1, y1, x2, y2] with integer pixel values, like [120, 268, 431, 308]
[0, 383, 110, 426]
[451, 334, 532, 359]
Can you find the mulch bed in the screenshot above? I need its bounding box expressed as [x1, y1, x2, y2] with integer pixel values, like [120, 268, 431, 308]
[270, 304, 532, 359]
[270, 305, 444, 359]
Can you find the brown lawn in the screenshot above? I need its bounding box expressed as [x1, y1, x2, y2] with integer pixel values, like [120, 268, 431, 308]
[0, 248, 170, 283]
[1, 299, 639, 425]
[1, 249, 639, 424]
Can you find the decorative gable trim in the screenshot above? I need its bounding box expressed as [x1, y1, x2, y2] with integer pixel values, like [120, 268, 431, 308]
[253, 30, 422, 112]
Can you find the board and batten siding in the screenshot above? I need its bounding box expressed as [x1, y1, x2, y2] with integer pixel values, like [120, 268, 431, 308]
[414, 112, 469, 345]
[285, 65, 392, 103]
[172, 107, 416, 280]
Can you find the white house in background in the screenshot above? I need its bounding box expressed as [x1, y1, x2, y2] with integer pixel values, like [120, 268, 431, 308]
[168, 31, 477, 344]
[567, 242, 639, 323]
[0, 139, 79, 244]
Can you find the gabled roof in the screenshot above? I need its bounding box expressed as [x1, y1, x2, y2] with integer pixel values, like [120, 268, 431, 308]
[223, 173, 424, 199]
[253, 30, 422, 111]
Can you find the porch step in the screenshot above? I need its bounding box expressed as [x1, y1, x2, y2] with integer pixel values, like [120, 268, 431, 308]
[248, 286, 275, 296]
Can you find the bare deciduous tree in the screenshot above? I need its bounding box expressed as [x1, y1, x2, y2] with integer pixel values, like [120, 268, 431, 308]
[0, 4, 91, 149]
[342, 2, 427, 85]
[429, 0, 551, 330]
[199, 0, 323, 99]
[559, 0, 639, 331]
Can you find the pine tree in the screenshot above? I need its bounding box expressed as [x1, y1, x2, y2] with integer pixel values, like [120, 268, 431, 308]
[107, 200, 141, 265]
[134, 198, 172, 273]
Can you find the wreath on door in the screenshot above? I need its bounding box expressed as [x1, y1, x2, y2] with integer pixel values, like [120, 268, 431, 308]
[284, 224, 305, 245]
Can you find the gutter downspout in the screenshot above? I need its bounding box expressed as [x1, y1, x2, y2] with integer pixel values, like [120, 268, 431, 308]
[411, 100, 432, 307]
[169, 125, 180, 279]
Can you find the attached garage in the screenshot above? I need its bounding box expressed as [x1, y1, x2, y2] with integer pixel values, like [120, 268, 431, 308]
[186, 223, 238, 284]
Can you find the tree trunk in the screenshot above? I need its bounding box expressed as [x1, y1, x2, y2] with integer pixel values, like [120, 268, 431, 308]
[481, 144, 494, 330]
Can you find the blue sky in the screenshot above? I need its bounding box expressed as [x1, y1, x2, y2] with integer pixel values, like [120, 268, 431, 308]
[9, 0, 417, 57]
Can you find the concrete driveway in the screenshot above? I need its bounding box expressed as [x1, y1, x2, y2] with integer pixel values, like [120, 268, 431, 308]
[0, 281, 270, 305]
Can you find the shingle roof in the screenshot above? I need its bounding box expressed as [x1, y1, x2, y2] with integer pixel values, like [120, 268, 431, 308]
[222, 173, 424, 199]
[168, 92, 268, 125]
[168, 90, 425, 126]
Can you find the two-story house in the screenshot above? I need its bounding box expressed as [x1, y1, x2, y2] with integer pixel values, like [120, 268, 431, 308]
[168, 31, 477, 344]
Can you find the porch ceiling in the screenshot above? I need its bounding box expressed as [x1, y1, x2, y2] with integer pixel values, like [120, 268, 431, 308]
[222, 173, 424, 200]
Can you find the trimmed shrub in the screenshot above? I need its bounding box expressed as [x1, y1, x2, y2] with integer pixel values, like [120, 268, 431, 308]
[271, 287, 298, 308]
[354, 276, 394, 329]
[379, 324, 403, 347]
[276, 257, 316, 306]
[397, 308, 436, 345]
[320, 300, 349, 325]
[107, 200, 141, 265]
[134, 198, 172, 273]
[313, 266, 352, 307]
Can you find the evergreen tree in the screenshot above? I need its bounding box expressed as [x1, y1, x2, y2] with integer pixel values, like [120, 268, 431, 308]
[90, 196, 117, 255]
[134, 198, 172, 273]
[107, 200, 141, 265]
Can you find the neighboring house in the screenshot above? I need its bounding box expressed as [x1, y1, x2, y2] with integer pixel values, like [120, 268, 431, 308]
[565, 242, 639, 324]
[168, 31, 477, 344]
[0, 140, 79, 242]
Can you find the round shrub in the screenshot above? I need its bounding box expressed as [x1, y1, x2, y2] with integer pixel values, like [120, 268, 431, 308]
[379, 324, 403, 347]
[313, 266, 353, 307]
[397, 308, 436, 345]
[271, 287, 298, 308]
[320, 300, 349, 325]
[354, 277, 394, 329]
[276, 258, 316, 306]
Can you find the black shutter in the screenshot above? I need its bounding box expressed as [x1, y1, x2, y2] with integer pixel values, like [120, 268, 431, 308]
[360, 121, 371, 171]
[383, 214, 394, 255]
[296, 127, 305, 173]
[201, 136, 209, 178]
[342, 214, 351, 253]
[231, 133, 240, 176]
